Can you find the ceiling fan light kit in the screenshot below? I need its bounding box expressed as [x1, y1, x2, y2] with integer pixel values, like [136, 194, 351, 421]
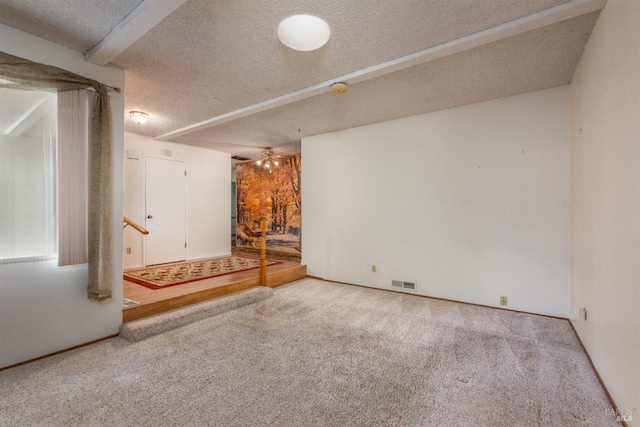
[256, 147, 279, 170]
[277, 14, 330, 51]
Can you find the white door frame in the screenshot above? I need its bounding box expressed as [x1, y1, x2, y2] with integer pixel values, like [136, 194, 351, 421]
[143, 155, 187, 266]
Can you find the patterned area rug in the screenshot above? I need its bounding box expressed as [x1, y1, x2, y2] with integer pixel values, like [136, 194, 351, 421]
[124, 256, 282, 290]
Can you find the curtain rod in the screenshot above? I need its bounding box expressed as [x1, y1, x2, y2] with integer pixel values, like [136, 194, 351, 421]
[86, 85, 121, 93]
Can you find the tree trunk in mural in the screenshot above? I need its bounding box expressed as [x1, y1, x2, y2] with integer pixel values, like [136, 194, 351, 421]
[288, 156, 301, 209]
[282, 204, 288, 235]
[270, 189, 278, 232]
[235, 154, 301, 254]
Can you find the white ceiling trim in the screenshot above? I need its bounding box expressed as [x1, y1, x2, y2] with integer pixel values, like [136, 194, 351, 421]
[155, 0, 606, 142]
[85, 0, 188, 66]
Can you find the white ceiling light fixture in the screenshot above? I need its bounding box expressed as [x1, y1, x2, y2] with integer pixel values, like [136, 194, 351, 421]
[277, 15, 330, 51]
[129, 110, 149, 124]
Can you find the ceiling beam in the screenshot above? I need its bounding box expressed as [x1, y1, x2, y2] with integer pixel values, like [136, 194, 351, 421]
[156, 0, 607, 142]
[85, 0, 188, 66]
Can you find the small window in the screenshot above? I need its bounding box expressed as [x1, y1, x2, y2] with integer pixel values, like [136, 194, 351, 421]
[0, 88, 57, 261]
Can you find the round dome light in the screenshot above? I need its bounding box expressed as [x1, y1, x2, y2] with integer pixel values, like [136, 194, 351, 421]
[129, 110, 149, 125]
[277, 15, 330, 51]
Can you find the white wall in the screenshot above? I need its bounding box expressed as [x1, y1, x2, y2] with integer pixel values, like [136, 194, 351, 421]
[570, 0, 640, 415]
[303, 86, 569, 317]
[123, 133, 231, 268]
[0, 24, 124, 368]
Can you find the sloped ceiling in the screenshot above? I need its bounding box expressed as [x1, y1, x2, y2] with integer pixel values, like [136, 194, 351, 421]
[0, 0, 606, 159]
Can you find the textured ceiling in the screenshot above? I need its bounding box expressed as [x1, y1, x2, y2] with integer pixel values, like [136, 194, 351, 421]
[172, 12, 598, 153]
[0, 0, 604, 159]
[0, 0, 142, 53]
[114, 0, 574, 138]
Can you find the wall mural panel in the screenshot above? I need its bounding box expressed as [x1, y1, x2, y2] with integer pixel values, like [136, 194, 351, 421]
[236, 154, 301, 255]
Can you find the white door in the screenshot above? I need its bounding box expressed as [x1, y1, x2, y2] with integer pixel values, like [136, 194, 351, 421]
[145, 156, 186, 266]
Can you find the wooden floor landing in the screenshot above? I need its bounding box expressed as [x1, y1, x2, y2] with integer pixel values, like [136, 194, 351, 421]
[123, 259, 306, 323]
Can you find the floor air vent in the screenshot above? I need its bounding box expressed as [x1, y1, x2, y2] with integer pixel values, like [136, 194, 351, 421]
[392, 280, 417, 291]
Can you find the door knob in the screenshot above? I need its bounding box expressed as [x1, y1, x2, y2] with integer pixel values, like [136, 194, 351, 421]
[147, 215, 153, 219]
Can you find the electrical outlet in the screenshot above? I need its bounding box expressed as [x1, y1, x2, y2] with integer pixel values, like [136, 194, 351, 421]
[579, 307, 588, 321]
[371, 265, 376, 273]
[126, 247, 132, 255]
[500, 296, 508, 306]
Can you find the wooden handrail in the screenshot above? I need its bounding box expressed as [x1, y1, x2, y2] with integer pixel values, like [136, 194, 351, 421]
[123, 216, 149, 235]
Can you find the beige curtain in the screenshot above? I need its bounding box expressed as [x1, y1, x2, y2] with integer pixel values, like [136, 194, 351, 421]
[0, 51, 115, 301]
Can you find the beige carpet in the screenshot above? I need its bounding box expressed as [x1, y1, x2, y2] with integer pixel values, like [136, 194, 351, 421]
[0, 279, 618, 426]
[120, 286, 274, 341]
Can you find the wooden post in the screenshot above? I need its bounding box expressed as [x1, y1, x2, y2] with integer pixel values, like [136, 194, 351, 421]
[259, 219, 267, 286]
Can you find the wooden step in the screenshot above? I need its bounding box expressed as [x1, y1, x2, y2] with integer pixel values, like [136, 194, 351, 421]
[123, 262, 306, 323]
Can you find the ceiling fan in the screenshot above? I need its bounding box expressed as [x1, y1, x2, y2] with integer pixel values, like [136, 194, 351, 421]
[255, 147, 280, 169]
[229, 141, 300, 164]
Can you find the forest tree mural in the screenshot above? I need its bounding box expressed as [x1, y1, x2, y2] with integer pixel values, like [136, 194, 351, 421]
[236, 154, 301, 255]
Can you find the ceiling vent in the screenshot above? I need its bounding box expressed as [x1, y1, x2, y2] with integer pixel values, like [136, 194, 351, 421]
[392, 280, 417, 292]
